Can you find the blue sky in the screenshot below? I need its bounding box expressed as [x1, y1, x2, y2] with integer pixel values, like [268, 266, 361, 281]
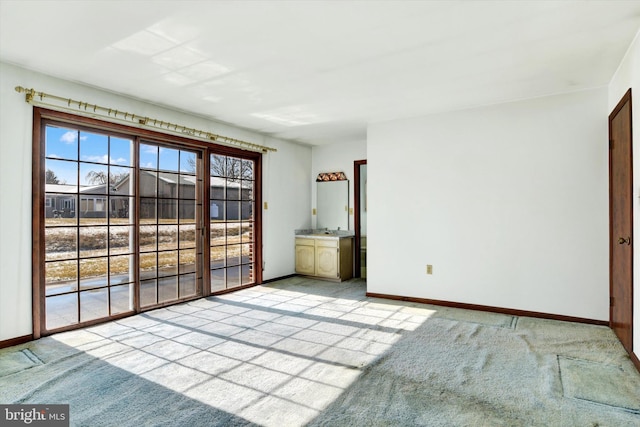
[46, 126, 197, 187]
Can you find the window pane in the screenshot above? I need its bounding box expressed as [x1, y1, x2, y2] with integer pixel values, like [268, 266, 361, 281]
[46, 294, 78, 330]
[179, 249, 196, 274]
[80, 163, 108, 193]
[226, 266, 240, 289]
[241, 201, 253, 220]
[158, 199, 177, 223]
[140, 171, 157, 197]
[140, 279, 157, 307]
[211, 245, 225, 269]
[180, 151, 196, 173]
[158, 250, 178, 278]
[109, 166, 133, 195]
[159, 225, 178, 250]
[226, 180, 240, 201]
[179, 175, 197, 199]
[179, 224, 196, 249]
[110, 226, 133, 255]
[109, 197, 133, 223]
[110, 137, 133, 167]
[179, 274, 197, 298]
[140, 144, 158, 169]
[158, 172, 179, 198]
[140, 253, 157, 280]
[241, 264, 252, 286]
[79, 227, 107, 257]
[241, 243, 252, 263]
[45, 194, 78, 226]
[179, 199, 195, 223]
[226, 244, 242, 267]
[211, 177, 225, 199]
[140, 198, 157, 223]
[45, 158, 77, 187]
[46, 127, 78, 161]
[241, 159, 253, 180]
[227, 223, 242, 243]
[110, 284, 133, 315]
[241, 222, 253, 243]
[46, 227, 76, 261]
[45, 260, 77, 296]
[241, 181, 253, 201]
[110, 255, 134, 285]
[158, 276, 178, 303]
[80, 131, 109, 164]
[226, 157, 241, 180]
[210, 225, 226, 248]
[140, 225, 157, 252]
[159, 147, 179, 172]
[80, 288, 109, 322]
[79, 257, 108, 289]
[211, 154, 226, 177]
[211, 269, 225, 292]
[210, 200, 224, 220]
[226, 201, 240, 221]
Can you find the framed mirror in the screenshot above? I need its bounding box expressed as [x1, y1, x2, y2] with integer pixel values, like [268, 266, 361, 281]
[317, 178, 349, 230]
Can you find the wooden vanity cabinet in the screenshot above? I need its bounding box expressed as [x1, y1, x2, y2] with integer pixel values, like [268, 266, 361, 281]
[295, 236, 353, 281]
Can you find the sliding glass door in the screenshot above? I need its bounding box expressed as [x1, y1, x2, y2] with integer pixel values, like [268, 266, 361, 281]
[36, 110, 261, 335]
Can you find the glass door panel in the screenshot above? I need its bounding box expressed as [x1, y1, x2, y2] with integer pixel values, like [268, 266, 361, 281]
[139, 142, 202, 308]
[44, 125, 135, 331]
[209, 153, 255, 291]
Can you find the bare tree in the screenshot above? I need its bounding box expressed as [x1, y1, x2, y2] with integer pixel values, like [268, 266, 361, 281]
[187, 156, 252, 181]
[86, 170, 129, 185]
[45, 169, 61, 184]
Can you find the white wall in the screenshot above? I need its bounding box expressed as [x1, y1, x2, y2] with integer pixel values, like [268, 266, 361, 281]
[0, 62, 311, 341]
[608, 29, 640, 357]
[311, 141, 366, 231]
[367, 88, 609, 320]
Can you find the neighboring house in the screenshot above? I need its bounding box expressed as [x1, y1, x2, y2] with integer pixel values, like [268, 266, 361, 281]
[45, 183, 112, 219]
[45, 171, 252, 220]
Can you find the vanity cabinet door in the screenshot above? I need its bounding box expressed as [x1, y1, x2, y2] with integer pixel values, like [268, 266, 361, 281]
[295, 241, 315, 275]
[316, 244, 339, 278]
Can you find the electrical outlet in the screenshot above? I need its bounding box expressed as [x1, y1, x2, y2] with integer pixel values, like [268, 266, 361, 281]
[312, 208, 317, 215]
[426, 264, 433, 275]
[264, 202, 268, 210]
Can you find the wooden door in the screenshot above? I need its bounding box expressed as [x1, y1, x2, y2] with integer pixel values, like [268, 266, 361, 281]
[609, 89, 633, 353]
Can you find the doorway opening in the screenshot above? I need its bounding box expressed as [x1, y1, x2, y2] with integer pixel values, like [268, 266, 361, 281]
[354, 160, 367, 279]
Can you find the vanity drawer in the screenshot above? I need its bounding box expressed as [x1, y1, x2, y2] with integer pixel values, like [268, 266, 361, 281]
[295, 238, 315, 246]
[315, 238, 338, 248]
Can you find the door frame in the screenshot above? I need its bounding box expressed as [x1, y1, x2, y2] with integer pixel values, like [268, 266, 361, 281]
[354, 159, 366, 278]
[608, 88, 634, 355]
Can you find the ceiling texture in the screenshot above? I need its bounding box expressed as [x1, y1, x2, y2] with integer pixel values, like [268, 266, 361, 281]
[1, 1, 640, 146]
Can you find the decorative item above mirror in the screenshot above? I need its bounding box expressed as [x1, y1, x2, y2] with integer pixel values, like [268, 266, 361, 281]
[317, 171, 347, 182]
[316, 171, 349, 231]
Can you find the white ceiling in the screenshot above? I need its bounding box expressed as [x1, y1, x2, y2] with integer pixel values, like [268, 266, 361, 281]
[1, 1, 640, 146]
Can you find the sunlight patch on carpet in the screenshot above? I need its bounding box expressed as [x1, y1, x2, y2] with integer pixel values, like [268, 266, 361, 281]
[0, 349, 43, 377]
[558, 356, 640, 414]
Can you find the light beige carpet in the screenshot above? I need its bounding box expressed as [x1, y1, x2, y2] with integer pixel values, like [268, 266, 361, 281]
[1, 277, 639, 426]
